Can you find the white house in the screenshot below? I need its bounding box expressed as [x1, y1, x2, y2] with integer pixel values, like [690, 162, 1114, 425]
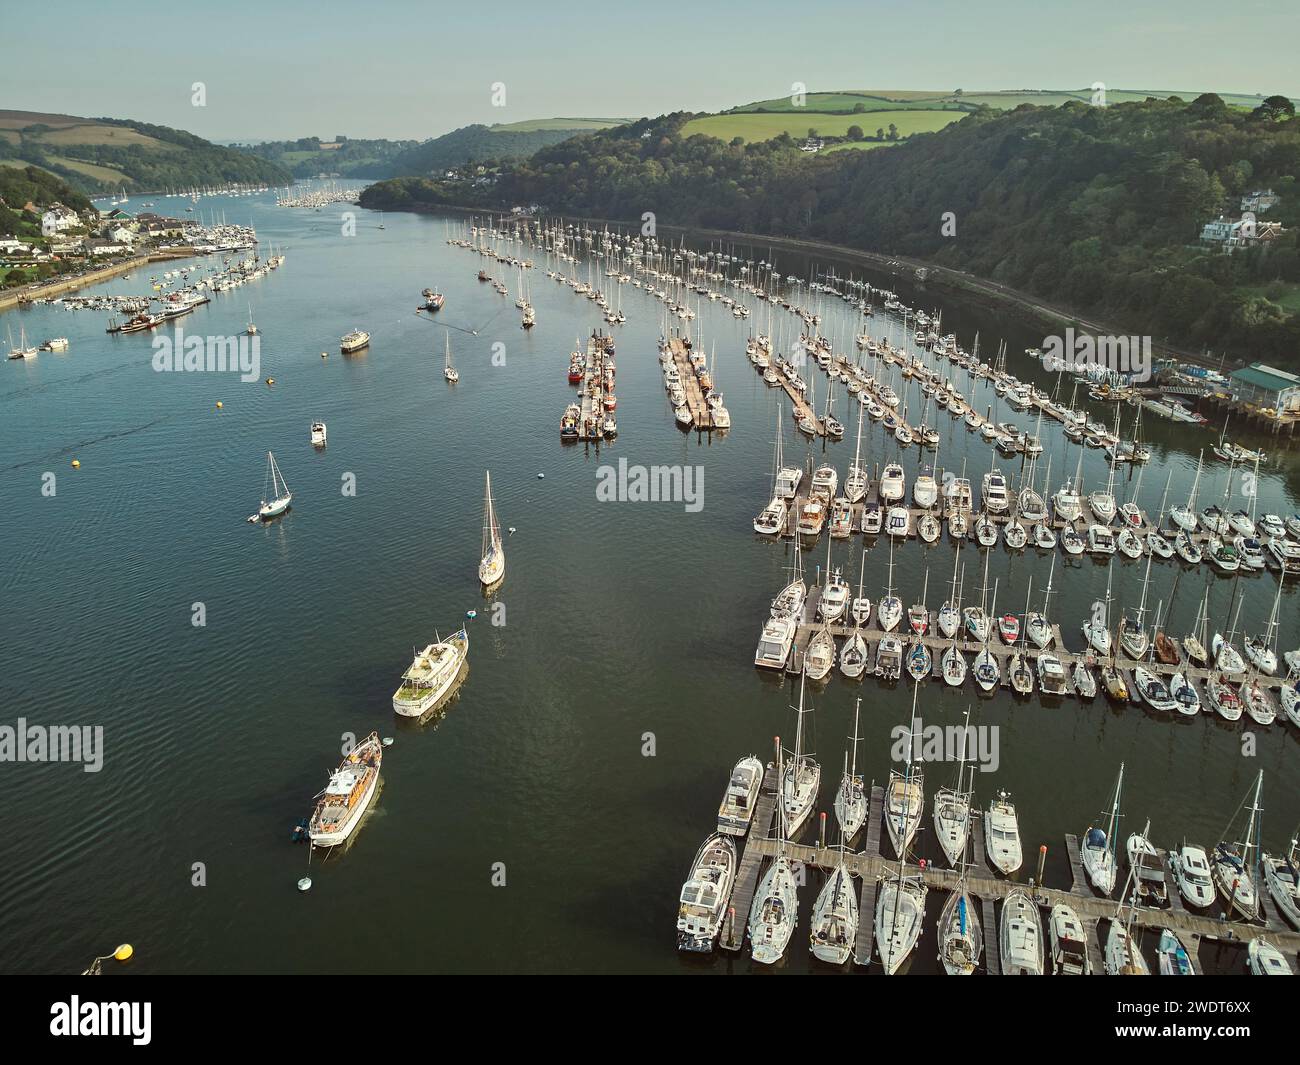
[0, 238, 32, 255]
[41, 204, 81, 237]
[108, 225, 134, 244]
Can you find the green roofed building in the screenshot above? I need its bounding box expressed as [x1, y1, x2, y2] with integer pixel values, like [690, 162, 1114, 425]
[1228, 363, 1300, 413]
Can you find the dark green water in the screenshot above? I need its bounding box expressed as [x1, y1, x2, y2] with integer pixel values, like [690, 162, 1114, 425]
[1, 189, 1295, 974]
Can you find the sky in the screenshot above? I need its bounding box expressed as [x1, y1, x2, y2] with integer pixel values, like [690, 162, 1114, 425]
[4, 0, 1298, 142]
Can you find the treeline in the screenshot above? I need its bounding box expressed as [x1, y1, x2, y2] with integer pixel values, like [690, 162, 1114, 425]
[390, 124, 612, 176]
[236, 136, 418, 178]
[0, 166, 93, 238]
[362, 97, 1300, 367]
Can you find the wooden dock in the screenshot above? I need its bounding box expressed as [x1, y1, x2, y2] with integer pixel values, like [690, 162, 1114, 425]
[720, 765, 778, 953]
[667, 337, 714, 431]
[742, 834, 1300, 958]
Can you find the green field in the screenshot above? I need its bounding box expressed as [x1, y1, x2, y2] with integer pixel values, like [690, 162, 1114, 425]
[724, 87, 1298, 116]
[47, 156, 131, 183]
[681, 110, 963, 143]
[492, 117, 629, 132]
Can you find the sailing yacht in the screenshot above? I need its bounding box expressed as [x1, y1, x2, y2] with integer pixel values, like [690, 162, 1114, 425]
[1082, 764, 1123, 896]
[754, 405, 790, 534]
[256, 451, 292, 520]
[834, 699, 867, 841]
[676, 833, 738, 953]
[1262, 841, 1300, 930]
[749, 748, 799, 965]
[782, 672, 820, 838]
[810, 861, 858, 965]
[876, 694, 928, 977]
[1212, 771, 1264, 920]
[443, 332, 459, 382]
[938, 873, 983, 975]
[1106, 836, 1152, 975]
[933, 705, 974, 866]
[478, 471, 506, 586]
[878, 540, 902, 632]
[843, 403, 868, 502]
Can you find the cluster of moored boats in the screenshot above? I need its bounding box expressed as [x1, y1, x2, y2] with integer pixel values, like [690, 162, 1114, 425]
[562, 330, 618, 440]
[658, 331, 730, 430]
[678, 684, 1298, 973]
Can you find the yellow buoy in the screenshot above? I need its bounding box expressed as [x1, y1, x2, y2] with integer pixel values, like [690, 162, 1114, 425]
[321, 351, 328, 359]
[114, 943, 134, 962]
[216, 401, 223, 409]
[71, 459, 80, 468]
[265, 377, 275, 386]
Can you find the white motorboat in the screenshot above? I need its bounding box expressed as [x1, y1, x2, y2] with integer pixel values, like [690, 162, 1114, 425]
[1000, 890, 1044, 975]
[1157, 930, 1195, 975]
[819, 566, 850, 623]
[985, 791, 1023, 874]
[1262, 844, 1300, 930]
[1248, 939, 1293, 975]
[879, 462, 905, 502]
[676, 833, 737, 952]
[1049, 904, 1091, 975]
[754, 616, 797, 670]
[1170, 844, 1215, 908]
[716, 756, 764, 837]
[392, 628, 469, 716]
[310, 421, 327, 447]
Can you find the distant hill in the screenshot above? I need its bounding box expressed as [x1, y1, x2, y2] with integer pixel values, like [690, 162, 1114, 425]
[686, 88, 1300, 147]
[390, 118, 628, 177]
[0, 110, 291, 194]
[233, 135, 420, 179]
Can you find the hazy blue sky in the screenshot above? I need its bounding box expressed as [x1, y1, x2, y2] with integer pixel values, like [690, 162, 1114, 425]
[6, 0, 1297, 141]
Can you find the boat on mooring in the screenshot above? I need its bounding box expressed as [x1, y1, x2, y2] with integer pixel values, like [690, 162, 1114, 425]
[308, 732, 383, 847]
[392, 628, 469, 716]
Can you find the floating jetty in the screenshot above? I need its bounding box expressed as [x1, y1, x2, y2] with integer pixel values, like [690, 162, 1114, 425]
[720, 774, 1300, 969]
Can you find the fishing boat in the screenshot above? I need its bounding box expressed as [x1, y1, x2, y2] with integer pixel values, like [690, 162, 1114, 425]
[478, 471, 506, 587]
[1049, 904, 1091, 974]
[310, 421, 327, 448]
[985, 790, 1023, 875]
[255, 451, 292, 520]
[1000, 890, 1044, 975]
[308, 732, 383, 847]
[717, 756, 764, 836]
[676, 833, 737, 952]
[340, 328, 370, 353]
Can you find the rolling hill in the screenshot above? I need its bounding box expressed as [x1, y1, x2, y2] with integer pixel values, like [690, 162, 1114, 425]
[0, 110, 291, 194]
[390, 118, 629, 177]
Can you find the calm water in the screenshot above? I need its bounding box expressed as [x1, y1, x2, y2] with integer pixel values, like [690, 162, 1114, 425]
[1, 188, 1296, 975]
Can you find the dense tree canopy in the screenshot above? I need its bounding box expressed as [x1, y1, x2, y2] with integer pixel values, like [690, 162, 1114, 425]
[363, 100, 1300, 366]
